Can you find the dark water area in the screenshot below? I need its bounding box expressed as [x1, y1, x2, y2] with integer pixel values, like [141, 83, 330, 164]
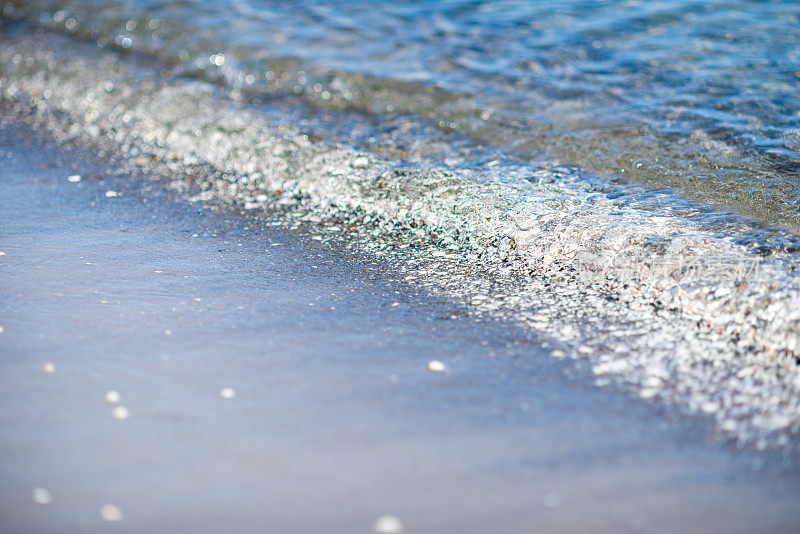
[1, 124, 800, 533]
[3, 0, 800, 229]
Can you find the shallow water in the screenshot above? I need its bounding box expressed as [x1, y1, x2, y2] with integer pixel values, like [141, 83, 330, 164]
[2, 124, 800, 534]
[3, 0, 800, 228]
[2, 19, 800, 447]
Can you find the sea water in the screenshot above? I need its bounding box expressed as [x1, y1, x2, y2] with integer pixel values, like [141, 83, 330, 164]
[2, 0, 800, 447]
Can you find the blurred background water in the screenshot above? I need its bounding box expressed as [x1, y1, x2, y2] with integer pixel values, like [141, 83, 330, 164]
[4, 0, 800, 230]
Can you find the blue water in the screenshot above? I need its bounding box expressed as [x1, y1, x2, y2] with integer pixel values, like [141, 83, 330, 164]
[6, 0, 800, 450]
[4, 0, 800, 228]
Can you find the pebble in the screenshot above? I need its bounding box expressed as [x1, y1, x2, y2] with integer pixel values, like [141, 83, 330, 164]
[543, 492, 562, 508]
[351, 156, 370, 168]
[42, 362, 55, 374]
[721, 419, 737, 432]
[427, 360, 446, 372]
[105, 190, 119, 197]
[220, 387, 236, 399]
[32, 487, 52, 504]
[105, 390, 121, 403]
[112, 406, 130, 420]
[644, 376, 662, 388]
[100, 504, 123, 522]
[67, 174, 81, 182]
[701, 401, 719, 414]
[639, 388, 657, 400]
[374, 515, 403, 533]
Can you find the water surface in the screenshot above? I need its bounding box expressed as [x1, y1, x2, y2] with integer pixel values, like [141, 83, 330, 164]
[2, 1, 800, 450]
[4, 0, 800, 228]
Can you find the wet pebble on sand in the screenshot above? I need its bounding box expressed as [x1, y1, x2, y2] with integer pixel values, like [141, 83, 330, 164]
[374, 515, 403, 533]
[100, 504, 123, 522]
[427, 360, 446, 372]
[543, 492, 562, 508]
[32, 487, 52, 504]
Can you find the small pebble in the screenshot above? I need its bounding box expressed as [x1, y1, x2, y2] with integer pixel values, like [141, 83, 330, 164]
[639, 388, 657, 400]
[112, 406, 130, 420]
[105, 390, 121, 404]
[105, 190, 119, 198]
[67, 174, 81, 182]
[427, 360, 446, 372]
[100, 504, 123, 522]
[220, 387, 236, 399]
[374, 515, 403, 533]
[551, 350, 566, 359]
[0, 325, 4, 333]
[32, 487, 52, 504]
[543, 492, 561, 508]
[721, 419, 737, 432]
[351, 156, 370, 169]
[42, 362, 56, 374]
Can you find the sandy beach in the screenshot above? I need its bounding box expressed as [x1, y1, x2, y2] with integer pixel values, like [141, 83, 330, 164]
[1, 125, 799, 533]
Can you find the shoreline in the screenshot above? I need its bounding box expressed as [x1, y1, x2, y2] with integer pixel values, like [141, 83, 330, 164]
[1, 24, 800, 448]
[1, 124, 800, 532]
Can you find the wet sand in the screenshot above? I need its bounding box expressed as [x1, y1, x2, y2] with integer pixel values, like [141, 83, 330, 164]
[0, 125, 799, 533]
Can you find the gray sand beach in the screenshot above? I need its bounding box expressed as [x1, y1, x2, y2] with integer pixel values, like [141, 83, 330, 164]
[1, 126, 799, 533]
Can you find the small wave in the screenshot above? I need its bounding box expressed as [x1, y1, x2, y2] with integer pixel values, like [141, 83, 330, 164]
[1, 19, 800, 450]
[3, 0, 800, 231]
